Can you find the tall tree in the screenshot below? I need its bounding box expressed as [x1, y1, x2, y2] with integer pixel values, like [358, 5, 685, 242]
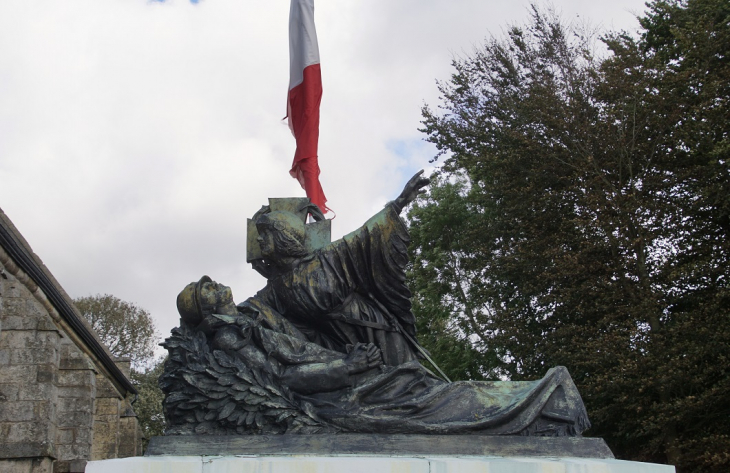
[408, 172, 506, 381]
[74, 294, 164, 447]
[412, 2, 729, 471]
[74, 294, 158, 369]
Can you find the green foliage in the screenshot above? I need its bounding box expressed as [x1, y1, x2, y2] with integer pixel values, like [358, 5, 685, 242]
[408, 173, 505, 381]
[74, 294, 159, 370]
[130, 358, 166, 450]
[411, 2, 729, 471]
[74, 293, 164, 448]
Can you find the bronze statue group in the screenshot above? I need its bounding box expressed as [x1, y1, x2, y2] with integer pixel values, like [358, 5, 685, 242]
[161, 172, 590, 436]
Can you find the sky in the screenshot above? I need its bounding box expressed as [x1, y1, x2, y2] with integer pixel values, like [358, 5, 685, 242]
[0, 0, 650, 352]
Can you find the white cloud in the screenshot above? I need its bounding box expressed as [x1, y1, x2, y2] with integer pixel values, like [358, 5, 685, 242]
[0, 0, 648, 343]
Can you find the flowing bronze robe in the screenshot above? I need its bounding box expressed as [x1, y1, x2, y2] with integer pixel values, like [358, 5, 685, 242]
[246, 322, 590, 436]
[248, 203, 419, 366]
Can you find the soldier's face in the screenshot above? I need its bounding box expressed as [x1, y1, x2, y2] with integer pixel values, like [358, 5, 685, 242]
[200, 281, 233, 308]
[257, 227, 276, 258]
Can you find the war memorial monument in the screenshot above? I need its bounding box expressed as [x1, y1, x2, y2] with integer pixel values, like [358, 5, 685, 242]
[85, 0, 675, 470]
[85, 173, 675, 472]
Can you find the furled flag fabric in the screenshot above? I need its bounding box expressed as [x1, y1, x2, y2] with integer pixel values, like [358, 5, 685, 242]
[288, 0, 328, 213]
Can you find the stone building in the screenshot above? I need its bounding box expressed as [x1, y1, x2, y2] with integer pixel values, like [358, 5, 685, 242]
[0, 208, 142, 473]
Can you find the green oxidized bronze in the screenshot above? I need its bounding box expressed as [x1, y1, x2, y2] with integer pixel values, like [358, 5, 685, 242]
[160, 171, 591, 436]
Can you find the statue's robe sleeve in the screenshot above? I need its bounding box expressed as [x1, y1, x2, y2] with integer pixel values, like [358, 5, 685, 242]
[325, 202, 416, 337]
[246, 203, 419, 365]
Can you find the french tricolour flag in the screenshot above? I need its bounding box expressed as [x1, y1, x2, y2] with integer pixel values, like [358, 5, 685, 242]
[288, 0, 328, 213]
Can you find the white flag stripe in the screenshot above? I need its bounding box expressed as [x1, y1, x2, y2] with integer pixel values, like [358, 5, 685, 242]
[289, 0, 320, 90]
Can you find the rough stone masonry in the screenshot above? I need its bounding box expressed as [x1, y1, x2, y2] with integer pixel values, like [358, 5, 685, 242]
[0, 208, 142, 473]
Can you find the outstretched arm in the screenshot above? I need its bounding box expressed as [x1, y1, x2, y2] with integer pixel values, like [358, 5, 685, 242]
[393, 170, 430, 214]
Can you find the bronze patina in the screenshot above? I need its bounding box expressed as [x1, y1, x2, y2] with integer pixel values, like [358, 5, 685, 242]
[160, 172, 591, 437]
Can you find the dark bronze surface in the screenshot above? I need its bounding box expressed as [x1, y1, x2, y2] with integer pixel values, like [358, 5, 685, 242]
[145, 434, 614, 458]
[160, 172, 597, 442]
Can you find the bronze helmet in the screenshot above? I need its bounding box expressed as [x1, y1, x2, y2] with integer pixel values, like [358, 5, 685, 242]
[176, 275, 212, 327]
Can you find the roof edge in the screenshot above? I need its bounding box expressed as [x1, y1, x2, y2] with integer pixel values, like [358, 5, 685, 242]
[0, 208, 137, 395]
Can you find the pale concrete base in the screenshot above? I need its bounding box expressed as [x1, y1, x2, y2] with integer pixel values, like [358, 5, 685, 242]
[86, 455, 675, 473]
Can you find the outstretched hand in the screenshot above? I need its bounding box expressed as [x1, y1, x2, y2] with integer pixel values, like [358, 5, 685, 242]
[394, 170, 430, 214]
[345, 343, 383, 374]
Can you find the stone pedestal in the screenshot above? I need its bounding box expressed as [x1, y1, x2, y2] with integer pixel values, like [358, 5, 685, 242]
[86, 455, 675, 473]
[144, 434, 615, 458]
[86, 435, 674, 473]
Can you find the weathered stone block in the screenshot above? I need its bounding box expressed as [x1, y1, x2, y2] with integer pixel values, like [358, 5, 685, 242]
[93, 419, 119, 435]
[57, 385, 95, 400]
[0, 401, 36, 422]
[59, 343, 94, 370]
[58, 370, 94, 387]
[0, 440, 54, 460]
[68, 460, 86, 473]
[56, 428, 75, 445]
[8, 421, 50, 444]
[119, 404, 136, 418]
[57, 410, 93, 428]
[0, 350, 9, 366]
[0, 281, 25, 298]
[74, 428, 92, 444]
[59, 358, 95, 371]
[29, 458, 54, 473]
[91, 430, 120, 459]
[0, 457, 53, 473]
[52, 461, 70, 473]
[36, 316, 58, 332]
[1, 330, 59, 350]
[55, 444, 91, 462]
[34, 400, 56, 422]
[35, 332, 61, 349]
[58, 397, 93, 413]
[92, 426, 114, 440]
[19, 382, 57, 401]
[0, 364, 37, 384]
[1, 298, 34, 317]
[95, 377, 121, 399]
[117, 417, 140, 458]
[2, 298, 46, 320]
[0, 316, 37, 331]
[91, 444, 118, 462]
[11, 348, 59, 365]
[52, 460, 87, 473]
[95, 398, 120, 416]
[37, 364, 57, 384]
[0, 384, 18, 403]
[0, 330, 36, 349]
[114, 359, 131, 379]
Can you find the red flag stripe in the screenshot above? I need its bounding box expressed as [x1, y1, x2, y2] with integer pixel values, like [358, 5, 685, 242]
[288, 0, 328, 213]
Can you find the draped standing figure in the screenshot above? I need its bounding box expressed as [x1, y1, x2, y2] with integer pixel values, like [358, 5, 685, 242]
[245, 171, 431, 366]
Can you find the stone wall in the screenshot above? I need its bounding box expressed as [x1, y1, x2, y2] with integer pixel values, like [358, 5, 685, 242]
[0, 260, 61, 473]
[0, 209, 142, 473]
[55, 339, 97, 471]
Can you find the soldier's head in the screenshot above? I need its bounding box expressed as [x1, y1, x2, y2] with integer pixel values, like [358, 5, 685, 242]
[255, 211, 309, 260]
[177, 276, 234, 327]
